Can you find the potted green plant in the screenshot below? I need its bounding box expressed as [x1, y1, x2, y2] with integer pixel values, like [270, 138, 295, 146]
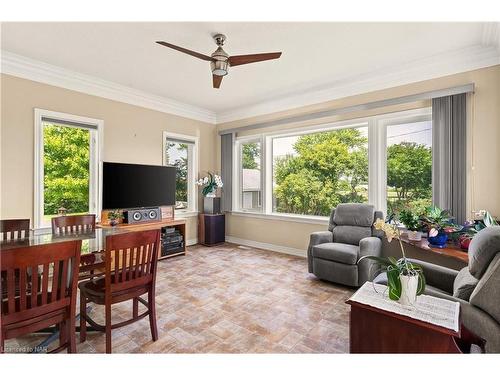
[419, 206, 461, 248]
[107, 210, 122, 226]
[398, 209, 423, 241]
[358, 218, 426, 305]
[195, 172, 223, 214]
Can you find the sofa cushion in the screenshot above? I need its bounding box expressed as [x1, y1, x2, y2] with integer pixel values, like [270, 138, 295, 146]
[470, 253, 500, 324]
[312, 242, 359, 265]
[453, 267, 479, 301]
[333, 203, 374, 227]
[468, 227, 500, 279]
[333, 225, 372, 246]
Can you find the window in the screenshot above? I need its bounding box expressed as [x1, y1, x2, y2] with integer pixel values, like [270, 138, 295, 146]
[272, 126, 368, 216]
[34, 109, 102, 229]
[385, 120, 432, 218]
[163, 132, 198, 213]
[233, 107, 432, 219]
[237, 139, 262, 212]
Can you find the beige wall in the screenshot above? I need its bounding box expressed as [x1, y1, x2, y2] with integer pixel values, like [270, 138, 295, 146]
[218, 65, 500, 254]
[0, 74, 217, 243]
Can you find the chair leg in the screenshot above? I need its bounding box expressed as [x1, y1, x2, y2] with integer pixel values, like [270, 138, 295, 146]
[59, 320, 67, 349]
[148, 289, 158, 341]
[105, 302, 112, 354]
[0, 329, 4, 353]
[68, 314, 77, 353]
[133, 298, 138, 319]
[80, 295, 87, 343]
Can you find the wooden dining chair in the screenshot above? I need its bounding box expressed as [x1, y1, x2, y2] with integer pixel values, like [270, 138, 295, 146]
[0, 219, 30, 241]
[0, 240, 82, 353]
[78, 229, 161, 353]
[52, 214, 96, 235]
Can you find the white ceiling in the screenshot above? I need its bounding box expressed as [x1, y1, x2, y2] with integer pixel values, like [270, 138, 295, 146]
[2, 22, 500, 123]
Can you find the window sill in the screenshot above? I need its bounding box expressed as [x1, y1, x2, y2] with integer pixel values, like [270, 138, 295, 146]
[229, 211, 329, 225]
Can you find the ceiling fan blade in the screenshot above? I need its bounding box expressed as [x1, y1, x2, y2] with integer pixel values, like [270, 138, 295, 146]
[228, 52, 282, 67]
[156, 41, 215, 62]
[213, 75, 223, 89]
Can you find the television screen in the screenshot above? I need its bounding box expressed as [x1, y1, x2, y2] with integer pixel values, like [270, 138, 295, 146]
[102, 162, 176, 209]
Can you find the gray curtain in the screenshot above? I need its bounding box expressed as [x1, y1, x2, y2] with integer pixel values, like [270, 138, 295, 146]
[221, 133, 234, 212]
[432, 93, 467, 224]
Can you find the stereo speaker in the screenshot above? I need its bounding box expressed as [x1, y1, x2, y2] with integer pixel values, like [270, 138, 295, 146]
[124, 207, 161, 224]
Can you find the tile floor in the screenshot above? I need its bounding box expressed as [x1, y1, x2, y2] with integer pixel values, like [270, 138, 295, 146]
[7, 243, 354, 353]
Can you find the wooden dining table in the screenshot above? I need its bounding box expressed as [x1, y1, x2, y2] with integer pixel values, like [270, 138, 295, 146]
[0, 227, 135, 280]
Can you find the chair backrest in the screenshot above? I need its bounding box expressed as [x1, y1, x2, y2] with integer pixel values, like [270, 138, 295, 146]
[1, 241, 81, 327]
[0, 219, 30, 241]
[328, 203, 382, 245]
[52, 214, 96, 235]
[105, 229, 161, 294]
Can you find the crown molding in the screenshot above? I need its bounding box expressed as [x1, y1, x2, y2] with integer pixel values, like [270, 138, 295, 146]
[216, 44, 500, 124]
[1, 51, 217, 124]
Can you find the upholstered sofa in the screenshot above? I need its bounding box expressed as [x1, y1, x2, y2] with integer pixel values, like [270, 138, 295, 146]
[308, 203, 383, 287]
[374, 226, 500, 353]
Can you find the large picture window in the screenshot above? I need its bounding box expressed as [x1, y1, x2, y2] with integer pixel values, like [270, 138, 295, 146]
[34, 109, 102, 229]
[233, 108, 432, 219]
[163, 132, 198, 213]
[386, 120, 432, 217]
[272, 126, 368, 216]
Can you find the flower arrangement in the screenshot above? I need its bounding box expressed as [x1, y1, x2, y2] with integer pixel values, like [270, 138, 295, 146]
[107, 210, 122, 226]
[195, 172, 223, 197]
[455, 211, 498, 249]
[358, 218, 426, 304]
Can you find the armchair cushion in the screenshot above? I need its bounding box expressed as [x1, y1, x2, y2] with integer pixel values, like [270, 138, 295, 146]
[312, 243, 359, 265]
[468, 226, 500, 279]
[453, 267, 479, 301]
[332, 203, 374, 227]
[470, 253, 500, 324]
[333, 225, 371, 246]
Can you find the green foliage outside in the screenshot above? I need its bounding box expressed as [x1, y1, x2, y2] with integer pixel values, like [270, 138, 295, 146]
[273, 128, 368, 216]
[272, 129, 432, 217]
[43, 124, 90, 216]
[242, 143, 260, 169]
[386, 142, 432, 217]
[166, 142, 188, 206]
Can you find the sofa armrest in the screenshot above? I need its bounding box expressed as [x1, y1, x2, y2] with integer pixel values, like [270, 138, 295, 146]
[358, 237, 382, 285]
[307, 231, 333, 273]
[408, 258, 459, 294]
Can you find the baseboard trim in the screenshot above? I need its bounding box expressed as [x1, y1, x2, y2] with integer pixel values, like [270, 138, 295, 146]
[186, 238, 198, 246]
[225, 236, 306, 258]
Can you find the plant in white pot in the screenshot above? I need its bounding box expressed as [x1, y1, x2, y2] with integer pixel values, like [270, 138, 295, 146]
[398, 209, 424, 241]
[195, 172, 223, 214]
[358, 218, 426, 305]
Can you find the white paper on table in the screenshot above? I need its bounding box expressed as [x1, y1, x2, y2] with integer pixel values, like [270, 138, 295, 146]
[348, 282, 460, 332]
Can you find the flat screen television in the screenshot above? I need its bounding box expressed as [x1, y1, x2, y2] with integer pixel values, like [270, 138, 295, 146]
[102, 162, 176, 209]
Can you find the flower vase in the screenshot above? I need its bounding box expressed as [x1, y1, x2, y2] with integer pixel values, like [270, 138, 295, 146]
[399, 274, 419, 306]
[428, 231, 448, 248]
[203, 196, 221, 214]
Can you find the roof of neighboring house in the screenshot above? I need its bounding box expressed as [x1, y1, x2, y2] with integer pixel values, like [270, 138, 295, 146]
[242, 169, 261, 191]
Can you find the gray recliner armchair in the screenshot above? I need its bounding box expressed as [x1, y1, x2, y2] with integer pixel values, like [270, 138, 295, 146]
[308, 203, 383, 287]
[374, 226, 500, 353]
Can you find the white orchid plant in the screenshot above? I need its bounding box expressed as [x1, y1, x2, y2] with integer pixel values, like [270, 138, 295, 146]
[358, 218, 426, 300]
[195, 172, 223, 197]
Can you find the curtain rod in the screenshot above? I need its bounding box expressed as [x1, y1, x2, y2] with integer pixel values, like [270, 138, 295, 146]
[218, 83, 475, 135]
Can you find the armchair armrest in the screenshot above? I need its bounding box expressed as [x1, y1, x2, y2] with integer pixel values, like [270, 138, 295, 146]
[307, 231, 333, 272]
[408, 258, 459, 294]
[358, 236, 382, 285]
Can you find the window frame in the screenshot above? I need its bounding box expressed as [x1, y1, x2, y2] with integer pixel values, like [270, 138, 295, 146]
[34, 108, 103, 230]
[162, 131, 199, 216]
[232, 107, 432, 220]
[234, 135, 264, 213]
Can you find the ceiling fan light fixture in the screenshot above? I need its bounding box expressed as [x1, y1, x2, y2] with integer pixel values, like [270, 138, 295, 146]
[211, 60, 228, 76]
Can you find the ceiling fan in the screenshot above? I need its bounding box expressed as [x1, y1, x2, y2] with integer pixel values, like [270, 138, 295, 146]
[156, 34, 282, 89]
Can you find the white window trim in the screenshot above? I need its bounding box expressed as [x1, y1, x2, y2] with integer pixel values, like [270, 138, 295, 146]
[232, 107, 432, 222]
[34, 108, 103, 230]
[162, 131, 199, 216]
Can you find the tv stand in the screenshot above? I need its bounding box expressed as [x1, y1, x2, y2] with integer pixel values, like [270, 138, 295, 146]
[98, 218, 187, 260]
